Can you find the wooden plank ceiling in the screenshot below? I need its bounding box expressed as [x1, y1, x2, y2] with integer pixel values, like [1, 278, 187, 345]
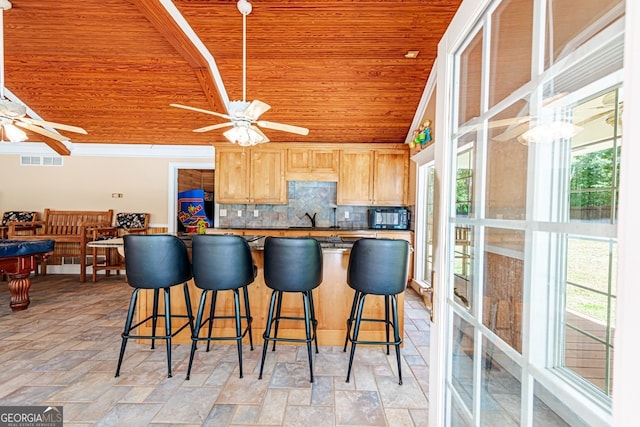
[3, 0, 461, 154]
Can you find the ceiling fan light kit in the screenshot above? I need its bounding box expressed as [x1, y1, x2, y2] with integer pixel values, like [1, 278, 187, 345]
[171, 0, 308, 146]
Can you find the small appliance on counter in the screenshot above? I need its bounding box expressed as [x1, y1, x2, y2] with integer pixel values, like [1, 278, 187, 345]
[368, 207, 410, 230]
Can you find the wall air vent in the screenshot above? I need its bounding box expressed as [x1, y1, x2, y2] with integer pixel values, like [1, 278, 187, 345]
[20, 155, 63, 167]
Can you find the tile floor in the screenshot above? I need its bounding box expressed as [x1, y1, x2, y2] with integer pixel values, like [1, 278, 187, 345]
[0, 274, 431, 426]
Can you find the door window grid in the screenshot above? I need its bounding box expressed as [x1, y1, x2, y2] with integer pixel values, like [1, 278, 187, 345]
[443, 0, 623, 425]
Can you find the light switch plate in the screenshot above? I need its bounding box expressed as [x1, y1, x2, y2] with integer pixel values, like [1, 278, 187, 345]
[253, 210, 259, 217]
[237, 210, 242, 217]
[220, 209, 227, 217]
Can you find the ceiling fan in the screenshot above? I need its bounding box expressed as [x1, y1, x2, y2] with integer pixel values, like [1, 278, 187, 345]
[171, 0, 309, 146]
[0, 0, 87, 146]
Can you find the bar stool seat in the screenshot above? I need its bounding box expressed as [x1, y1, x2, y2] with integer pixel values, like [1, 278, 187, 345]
[115, 234, 194, 378]
[259, 237, 323, 383]
[343, 238, 409, 385]
[187, 234, 257, 379]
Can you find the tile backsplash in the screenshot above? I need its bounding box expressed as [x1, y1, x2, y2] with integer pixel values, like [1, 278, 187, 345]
[217, 181, 371, 229]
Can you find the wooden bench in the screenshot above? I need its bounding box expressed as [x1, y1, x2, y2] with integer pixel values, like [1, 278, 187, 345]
[7, 209, 114, 282]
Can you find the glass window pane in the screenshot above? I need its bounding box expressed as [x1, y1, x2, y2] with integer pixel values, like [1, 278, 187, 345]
[488, 0, 533, 108]
[565, 236, 616, 395]
[483, 228, 525, 353]
[480, 337, 522, 426]
[545, 0, 624, 68]
[533, 381, 590, 426]
[458, 30, 483, 126]
[454, 225, 474, 310]
[424, 165, 435, 279]
[486, 100, 530, 220]
[456, 132, 476, 219]
[452, 314, 474, 411]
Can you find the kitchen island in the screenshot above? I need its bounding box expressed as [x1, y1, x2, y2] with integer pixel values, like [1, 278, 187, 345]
[135, 230, 412, 346]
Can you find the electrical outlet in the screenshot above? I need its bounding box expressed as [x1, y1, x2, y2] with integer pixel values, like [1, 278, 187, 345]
[220, 209, 227, 217]
[237, 210, 242, 217]
[253, 210, 259, 217]
[344, 211, 350, 219]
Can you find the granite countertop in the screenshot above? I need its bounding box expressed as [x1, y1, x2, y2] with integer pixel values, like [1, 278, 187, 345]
[245, 235, 354, 251]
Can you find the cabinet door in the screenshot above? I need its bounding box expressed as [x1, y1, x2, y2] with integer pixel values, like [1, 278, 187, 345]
[251, 149, 287, 204]
[215, 148, 250, 203]
[286, 148, 338, 181]
[373, 150, 408, 205]
[311, 149, 339, 177]
[338, 150, 374, 205]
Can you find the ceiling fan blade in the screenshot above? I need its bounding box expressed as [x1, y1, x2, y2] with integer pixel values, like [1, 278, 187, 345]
[14, 121, 70, 142]
[257, 120, 309, 136]
[574, 110, 611, 127]
[243, 100, 271, 120]
[20, 117, 87, 134]
[193, 122, 234, 133]
[170, 103, 231, 120]
[491, 122, 532, 142]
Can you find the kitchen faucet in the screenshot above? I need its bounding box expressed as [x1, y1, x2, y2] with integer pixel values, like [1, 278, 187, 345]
[305, 212, 317, 228]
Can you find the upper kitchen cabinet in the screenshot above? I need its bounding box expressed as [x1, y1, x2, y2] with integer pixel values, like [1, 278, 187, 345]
[215, 146, 287, 204]
[286, 147, 339, 181]
[338, 146, 409, 206]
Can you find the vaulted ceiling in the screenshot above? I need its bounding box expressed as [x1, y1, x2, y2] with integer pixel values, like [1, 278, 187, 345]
[2, 0, 461, 155]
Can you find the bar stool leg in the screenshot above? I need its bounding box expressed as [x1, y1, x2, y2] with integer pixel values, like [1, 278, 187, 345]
[233, 289, 244, 378]
[151, 289, 159, 349]
[164, 288, 173, 378]
[385, 295, 391, 355]
[302, 290, 314, 383]
[272, 291, 284, 351]
[115, 288, 139, 377]
[259, 290, 278, 379]
[308, 291, 319, 354]
[242, 285, 254, 350]
[186, 290, 208, 380]
[392, 295, 403, 385]
[206, 291, 218, 352]
[346, 292, 366, 383]
[343, 290, 360, 352]
[183, 283, 194, 336]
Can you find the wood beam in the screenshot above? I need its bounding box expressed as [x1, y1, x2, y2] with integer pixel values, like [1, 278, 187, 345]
[41, 138, 71, 156]
[131, 0, 227, 114]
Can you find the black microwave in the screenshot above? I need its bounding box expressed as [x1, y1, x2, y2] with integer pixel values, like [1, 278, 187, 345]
[368, 208, 410, 230]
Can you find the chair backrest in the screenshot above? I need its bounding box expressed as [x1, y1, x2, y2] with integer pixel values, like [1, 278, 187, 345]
[191, 234, 256, 291]
[123, 234, 192, 289]
[347, 238, 410, 296]
[2, 211, 36, 225]
[116, 213, 149, 230]
[263, 237, 323, 292]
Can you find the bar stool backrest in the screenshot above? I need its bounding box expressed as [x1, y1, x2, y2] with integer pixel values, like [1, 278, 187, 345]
[347, 238, 409, 296]
[264, 237, 323, 292]
[123, 234, 192, 289]
[191, 234, 256, 290]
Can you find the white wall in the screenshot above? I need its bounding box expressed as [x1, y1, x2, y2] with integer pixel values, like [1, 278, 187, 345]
[0, 147, 213, 226]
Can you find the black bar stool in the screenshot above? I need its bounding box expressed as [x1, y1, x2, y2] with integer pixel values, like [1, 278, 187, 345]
[115, 234, 194, 378]
[186, 234, 257, 380]
[343, 238, 409, 385]
[259, 237, 323, 383]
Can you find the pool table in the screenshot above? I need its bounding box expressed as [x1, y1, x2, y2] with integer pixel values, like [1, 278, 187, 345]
[0, 239, 55, 311]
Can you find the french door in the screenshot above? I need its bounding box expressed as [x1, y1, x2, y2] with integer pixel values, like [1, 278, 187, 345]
[429, 0, 625, 425]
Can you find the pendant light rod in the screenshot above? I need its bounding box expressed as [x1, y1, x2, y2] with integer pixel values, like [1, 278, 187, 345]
[237, 0, 252, 103]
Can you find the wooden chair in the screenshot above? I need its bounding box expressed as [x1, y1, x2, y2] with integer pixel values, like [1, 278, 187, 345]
[88, 213, 150, 282]
[1, 211, 39, 240]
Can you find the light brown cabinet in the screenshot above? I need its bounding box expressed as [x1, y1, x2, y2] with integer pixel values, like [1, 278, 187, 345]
[338, 147, 408, 206]
[215, 147, 287, 204]
[286, 148, 339, 181]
